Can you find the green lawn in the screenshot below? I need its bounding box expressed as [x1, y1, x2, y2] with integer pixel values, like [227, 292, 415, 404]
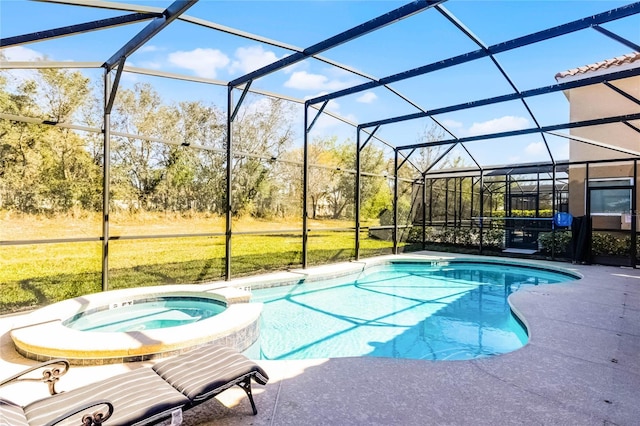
[1, 213, 417, 313]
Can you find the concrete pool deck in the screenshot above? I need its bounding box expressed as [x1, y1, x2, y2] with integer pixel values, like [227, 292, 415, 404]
[1, 251, 639, 425]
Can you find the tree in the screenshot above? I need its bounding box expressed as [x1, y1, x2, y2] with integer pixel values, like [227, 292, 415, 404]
[304, 136, 340, 219]
[230, 97, 295, 217]
[280, 136, 394, 221]
[358, 144, 392, 221]
[38, 68, 90, 123]
[110, 83, 177, 210]
[0, 73, 41, 211]
[1, 67, 99, 213]
[35, 68, 98, 211]
[408, 123, 473, 226]
[327, 139, 391, 221]
[157, 101, 225, 212]
[413, 124, 450, 173]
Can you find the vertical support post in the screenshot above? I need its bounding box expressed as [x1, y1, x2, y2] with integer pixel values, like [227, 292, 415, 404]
[393, 149, 399, 255]
[225, 86, 233, 280]
[444, 178, 449, 227]
[101, 70, 111, 292]
[422, 173, 427, 250]
[506, 174, 510, 214]
[302, 104, 309, 268]
[428, 178, 433, 225]
[631, 159, 637, 268]
[536, 171, 540, 215]
[585, 163, 590, 214]
[458, 177, 463, 227]
[489, 192, 493, 218]
[453, 178, 458, 229]
[355, 128, 361, 260]
[552, 165, 557, 260]
[479, 170, 484, 254]
[585, 163, 591, 263]
[470, 177, 475, 228]
[506, 174, 510, 249]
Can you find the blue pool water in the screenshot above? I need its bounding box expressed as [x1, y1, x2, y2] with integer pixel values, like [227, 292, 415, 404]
[252, 261, 577, 361]
[63, 296, 226, 332]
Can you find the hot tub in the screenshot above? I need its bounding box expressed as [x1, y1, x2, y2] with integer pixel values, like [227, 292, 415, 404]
[63, 295, 227, 332]
[10, 286, 262, 365]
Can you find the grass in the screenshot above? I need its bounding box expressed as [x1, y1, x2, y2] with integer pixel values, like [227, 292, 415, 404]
[1, 212, 416, 313]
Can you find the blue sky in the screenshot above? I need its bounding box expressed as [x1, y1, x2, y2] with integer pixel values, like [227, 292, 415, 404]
[1, 0, 639, 169]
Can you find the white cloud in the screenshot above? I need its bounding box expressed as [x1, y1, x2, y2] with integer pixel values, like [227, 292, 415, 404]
[326, 103, 358, 130]
[304, 91, 328, 101]
[556, 141, 570, 159]
[139, 45, 160, 53]
[168, 48, 229, 78]
[239, 97, 272, 116]
[525, 141, 546, 155]
[326, 99, 341, 112]
[284, 70, 352, 92]
[0, 47, 44, 84]
[281, 61, 305, 75]
[441, 119, 463, 129]
[121, 72, 139, 84]
[303, 95, 357, 132]
[285, 71, 329, 90]
[230, 45, 279, 74]
[304, 92, 343, 112]
[137, 61, 162, 70]
[314, 111, 357, 132]
[468, 116, 529, 136]
[2, 46, 43, 61]
[357, 91, 377, 104]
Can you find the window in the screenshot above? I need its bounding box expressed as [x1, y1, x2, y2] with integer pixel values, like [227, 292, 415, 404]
[588, 178, 633, 215]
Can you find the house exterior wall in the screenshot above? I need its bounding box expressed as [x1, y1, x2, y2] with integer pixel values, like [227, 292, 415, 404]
[566, 75, 640, 163]
[565, 74, 640, 230]
[568, 162, 638, 229]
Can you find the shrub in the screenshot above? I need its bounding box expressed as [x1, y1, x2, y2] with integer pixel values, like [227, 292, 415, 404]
[591, 232, 631, 256]
[419, 227, 503, 248]
[538, 231, 572, 255]
[482, 228, 504, 248]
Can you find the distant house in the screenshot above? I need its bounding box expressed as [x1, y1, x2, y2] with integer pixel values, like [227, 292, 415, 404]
[555, 52, 640, 232]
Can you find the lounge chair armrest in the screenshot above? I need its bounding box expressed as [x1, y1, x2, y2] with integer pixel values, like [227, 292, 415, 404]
[0, 359, 70, 395]
[44, 399, 114, 426]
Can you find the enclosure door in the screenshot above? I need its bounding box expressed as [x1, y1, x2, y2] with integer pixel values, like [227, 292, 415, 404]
[506, 194, 539, 250]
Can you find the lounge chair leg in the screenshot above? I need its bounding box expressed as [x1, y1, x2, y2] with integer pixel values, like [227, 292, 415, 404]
[237, 377, 258, 415]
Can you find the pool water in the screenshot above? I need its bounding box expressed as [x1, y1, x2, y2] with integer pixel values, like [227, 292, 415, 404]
[63, 296, 226, 332]
[252, 261, 576, 361]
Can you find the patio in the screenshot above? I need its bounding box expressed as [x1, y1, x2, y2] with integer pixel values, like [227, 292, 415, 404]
[1, 252, 638, 425]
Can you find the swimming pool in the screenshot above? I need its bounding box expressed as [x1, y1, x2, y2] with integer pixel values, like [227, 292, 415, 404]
[252, 260, 578, 361]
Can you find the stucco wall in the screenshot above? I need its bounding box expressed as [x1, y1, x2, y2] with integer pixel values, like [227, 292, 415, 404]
[564, 72, 639, 230]
[567, 76, 640, 163]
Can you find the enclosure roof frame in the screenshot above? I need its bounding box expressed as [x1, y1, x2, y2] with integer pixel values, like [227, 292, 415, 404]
[1, 0, 639, 175]
[308, 2, 640, 107]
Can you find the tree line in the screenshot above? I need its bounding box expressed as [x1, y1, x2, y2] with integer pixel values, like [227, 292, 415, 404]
[0, 67, 404, 221]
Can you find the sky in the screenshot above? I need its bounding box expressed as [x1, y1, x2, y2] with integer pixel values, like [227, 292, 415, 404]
[1, 0, 639, 170]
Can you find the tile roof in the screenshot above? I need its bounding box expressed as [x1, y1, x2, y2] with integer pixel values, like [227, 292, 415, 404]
[554, 52, 640, 79]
